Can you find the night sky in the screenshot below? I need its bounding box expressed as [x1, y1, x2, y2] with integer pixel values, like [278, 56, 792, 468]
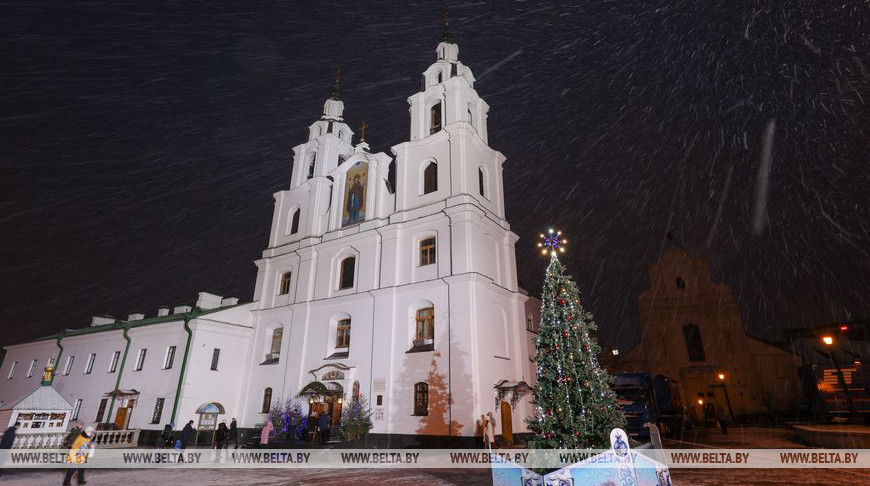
[1, 1, 867, 349]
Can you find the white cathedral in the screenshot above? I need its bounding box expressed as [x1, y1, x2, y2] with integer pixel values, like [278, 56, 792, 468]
[0, 33, 540, 445]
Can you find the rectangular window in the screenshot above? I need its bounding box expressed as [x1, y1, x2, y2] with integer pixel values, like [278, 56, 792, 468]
[95, 398, 108, 423]
[419, 237, 436, 266]
[339, 257, 355, 290]
[163, 346, 176, 370]
[479, 169, 485, 197]
[682, 324, 706, 362]
[134, 349, 147, 371]
[26, 358, 37, 378]
[415, 308, 435, 343]
[210, 349, 220, 371]
[270, 328, 283, 356]
[279, 272, 292, 295]
[63, 356, 75, 375]
[72, 399, 83, 420]
[151, 398, 165, 424]
[414, 382, 429, 416]
[261, 388, 272, 414]
[526, 315, 535, 332]
[84, 353, 96, 374]
[7, 361, 17, 379]
[336, 319, 351, 349]
[109, 351, 121, 373]
[430, 103, 442, 134]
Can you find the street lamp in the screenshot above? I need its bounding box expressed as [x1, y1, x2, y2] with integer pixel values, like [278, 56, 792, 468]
[714, 372, 735, 421]
[822, 335, 834, 346]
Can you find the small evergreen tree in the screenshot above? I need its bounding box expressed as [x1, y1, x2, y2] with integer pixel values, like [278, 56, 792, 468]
[339, 394, 373, 442]
[527, 231, 625, 449]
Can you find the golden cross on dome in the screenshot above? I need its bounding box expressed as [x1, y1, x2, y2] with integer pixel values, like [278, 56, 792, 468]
[359, 122, 368, 143]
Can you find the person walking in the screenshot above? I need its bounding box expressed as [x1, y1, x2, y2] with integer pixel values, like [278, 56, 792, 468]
[0, 421, 18, 449]
[288, 410, 300, 444]
[215, 422, 228, 449]
[482, 412, 497, 449]
[228, 418, 239, 449]
[63, 425, 95, 486]
[260, 420, 274, 447]
[63, 421, 84, 449]
[0, 422, 20, 476]
[299, 415, 309, 444]
[158, 424, 173, 449]
[180, 420, 196, 449]
[318, 412, 331, 444]
[716, 406, 728, 435]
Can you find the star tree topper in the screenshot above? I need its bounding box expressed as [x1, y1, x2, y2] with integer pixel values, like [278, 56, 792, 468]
[538, 228, 567, 256]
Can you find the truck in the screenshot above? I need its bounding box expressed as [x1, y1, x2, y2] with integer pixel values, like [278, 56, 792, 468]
[613, 372, 685, 438]
[799, 363, 870, 421]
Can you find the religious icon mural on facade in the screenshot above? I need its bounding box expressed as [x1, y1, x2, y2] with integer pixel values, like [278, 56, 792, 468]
[342, 161, 368, 227]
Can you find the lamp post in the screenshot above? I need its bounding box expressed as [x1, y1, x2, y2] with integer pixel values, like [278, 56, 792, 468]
[821, 335, 856, 422]
[715, 372, 735, 421]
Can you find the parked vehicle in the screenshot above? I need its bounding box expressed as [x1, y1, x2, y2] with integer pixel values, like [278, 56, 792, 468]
[613, 372, 685, 438]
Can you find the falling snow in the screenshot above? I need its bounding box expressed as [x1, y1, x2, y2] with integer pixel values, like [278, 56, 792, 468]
[0, 1, 867, 352]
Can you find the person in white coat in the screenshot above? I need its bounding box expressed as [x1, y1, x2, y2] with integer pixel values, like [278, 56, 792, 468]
[482, 412, 497, 449]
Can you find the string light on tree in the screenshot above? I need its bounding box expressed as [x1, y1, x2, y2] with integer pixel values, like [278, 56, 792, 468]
[538, 228, 567, 256]
[527, 227, 625, 450]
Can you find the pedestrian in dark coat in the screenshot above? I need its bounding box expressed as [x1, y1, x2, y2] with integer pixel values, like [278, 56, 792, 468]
[215, 422, 228, 449]
[0, 422, 18, 449]
[229, 418, 239, 449]
[158, 424, 173, 449]
[0, 421, 19, 476]
[716, 406, 728, 435]
[62, 421, 84, 449]
[299, 416, 309, 443]
[318, 412, 331, 444]
[180, 420, 196, 448]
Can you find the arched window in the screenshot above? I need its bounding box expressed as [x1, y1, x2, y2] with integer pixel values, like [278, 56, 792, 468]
[261, 387, 272, 413]
[430, 103, 442, 134]
[467, 104, 473, 126]
[339, 256, 356, 290]
[415, 307, 435, 345]
[413, 382, 429, 416]
[682, 324, 706, 362]
[423, 162, 438, 194]
[290, 209, 300, 234]
[675, 277, 686, 289]
[336, 318, 351, 349]
[478, 168, 486, 197]
[278, 272, 292, 295]
[307, 155, 316, 179]
[270, 328, 283, 356]
[437, 71, 443, 83]
[419, 237, 436, 266]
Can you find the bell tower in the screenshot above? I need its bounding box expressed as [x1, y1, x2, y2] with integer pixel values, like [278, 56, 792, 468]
[393, 17, 504, 220]
[290, 69, 355, 188]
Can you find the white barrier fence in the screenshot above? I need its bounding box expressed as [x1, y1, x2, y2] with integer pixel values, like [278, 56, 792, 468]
[13, 429, 140, 449]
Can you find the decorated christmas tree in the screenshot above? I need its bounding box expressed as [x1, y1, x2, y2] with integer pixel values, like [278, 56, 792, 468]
[527, 229, 625, 450]
[339, 394, 373, 442]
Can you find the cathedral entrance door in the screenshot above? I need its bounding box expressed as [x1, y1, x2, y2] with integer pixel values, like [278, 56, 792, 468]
[114, 407, 129, 429]
[330, 400, 342, 427]
[500, 401, 513, 446]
